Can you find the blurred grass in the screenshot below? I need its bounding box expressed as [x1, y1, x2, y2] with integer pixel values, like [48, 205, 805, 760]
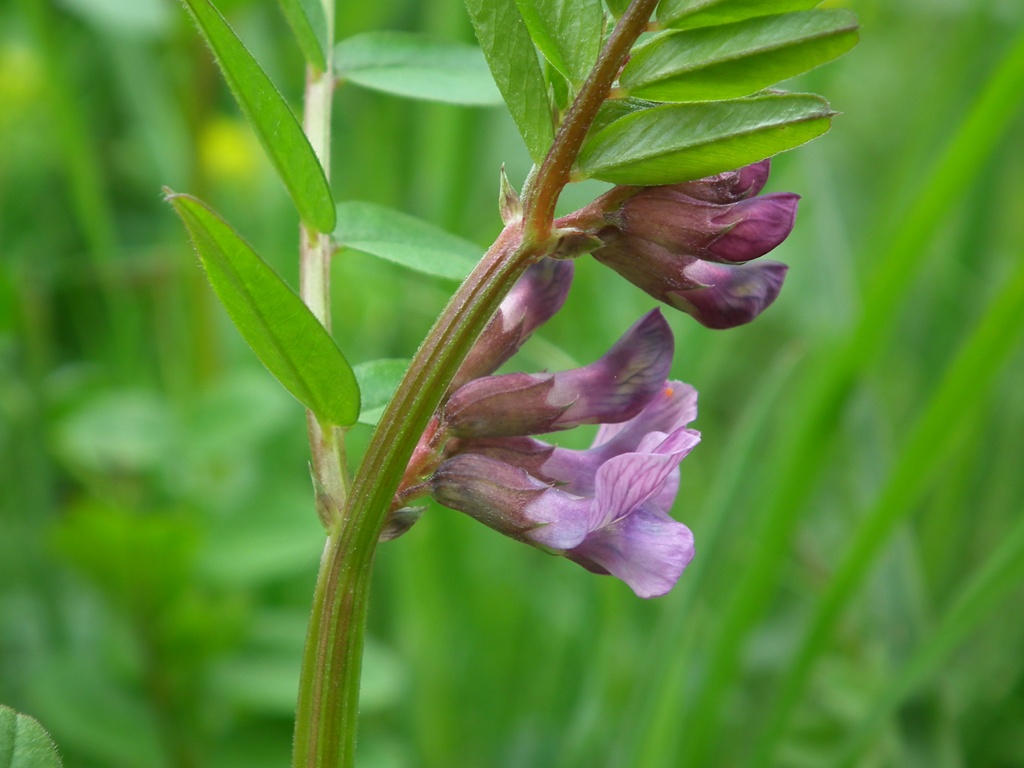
[2, 0, 1023, 767]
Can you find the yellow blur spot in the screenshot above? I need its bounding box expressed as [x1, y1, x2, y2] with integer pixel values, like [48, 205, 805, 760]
[664, 386, 675, 398]
[198, 117, 260, 183]
[0, 42, 45, 131]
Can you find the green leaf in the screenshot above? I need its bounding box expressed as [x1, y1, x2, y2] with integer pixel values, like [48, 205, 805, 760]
[657, 0, 822, 30]
[515, 0, 605, 87]
[577, 92, 833, 185]
[353, 359, 409, 426]
[0, 705, 62, 768]
[622, 10, 859, 101]
[464, 0, 555, 162]
[168, 192, 359, 427]
[180, 0, 335, 232]
[605, 0, 631, 17]
[333, 31, 502, 106]
[588, 96, 661, 136]
[276, 0, 328, 71]
[334, 202, 480, 281]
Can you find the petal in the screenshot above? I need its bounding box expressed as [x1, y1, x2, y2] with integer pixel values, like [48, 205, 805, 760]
[521, 488, 592, 550]
[707, 193, 799, 263]
[668, 260, 788, 330]
[444, 310, 673, 438]
[590, 436, 696, 530]
[551, 309, 673, 429]
[543, 383, 699, 497]
[566, 505, 695, 598]
[594, 382, 698, 449]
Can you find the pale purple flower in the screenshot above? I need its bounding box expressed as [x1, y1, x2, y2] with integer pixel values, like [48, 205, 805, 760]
[443, 309, 673, 438]
[433, 382, 699, 598]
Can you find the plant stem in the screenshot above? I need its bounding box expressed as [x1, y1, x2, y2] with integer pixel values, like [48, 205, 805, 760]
[298, 2, 348, 529]
[292, 1, 659, 765]
[521, 0, 659, 237]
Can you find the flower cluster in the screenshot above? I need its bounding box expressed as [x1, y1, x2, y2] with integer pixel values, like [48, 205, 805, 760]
[392, 161, 800, 597]
[569, 159, 797, 329]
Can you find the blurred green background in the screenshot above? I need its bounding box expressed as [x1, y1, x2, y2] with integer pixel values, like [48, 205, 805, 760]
[2, 0, 1024, 766]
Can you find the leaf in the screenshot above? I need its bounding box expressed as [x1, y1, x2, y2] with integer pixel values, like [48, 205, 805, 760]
[621, 10, 859, 101]
[465, 0, 555, 161]
[605, 0, 631, 17]
[180, 0, 335, 232]
[334, 202, 480, 281]
[334, 32, 502, 106]
[353, 359, 409, 426]
[577, 92, 833, 185]
[0, 705, 62, 768]
[657, 0, 822, 30]
[276, 0, 328, 71]
[168, 192, 359, 427]
[515, 0, 605, 87]
[588, 96, 661, 136]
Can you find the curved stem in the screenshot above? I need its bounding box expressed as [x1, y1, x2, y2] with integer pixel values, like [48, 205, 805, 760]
[292, 1, 660, 765]
[293, 225, 538, 768]
[521, 0, 659, 238]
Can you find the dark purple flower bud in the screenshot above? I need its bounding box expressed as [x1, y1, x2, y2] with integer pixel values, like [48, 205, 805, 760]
[450, 258, 574, 391]
[593, 237, 787, 329]
[444, 309, 673, 437]
[674, 159, 772, 204]
[430, 380, 700, 598]
[669, 259, 789, 330]
[705, 193, 799, 263]
[607, 188, 798, 264]
[430, 453, 589, 550]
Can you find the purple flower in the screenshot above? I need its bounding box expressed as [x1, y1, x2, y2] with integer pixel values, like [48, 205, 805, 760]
[559, 159, 797, 329]
[433, 382, 699, 598]
[593, 236, 788, 330]
[443, 309, 673, 438]
[606, 187, 799, 264]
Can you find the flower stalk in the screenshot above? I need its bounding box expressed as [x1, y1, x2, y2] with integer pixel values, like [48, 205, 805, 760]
[291, 0, 662, 765]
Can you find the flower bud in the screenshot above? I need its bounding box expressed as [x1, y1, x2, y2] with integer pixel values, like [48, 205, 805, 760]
[593, 238, 787, 329]
[607, 188, 798, 264]
[670, 259, 789, 330]
[444, 309, 673, 437]
[450, 258, 574, 391]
